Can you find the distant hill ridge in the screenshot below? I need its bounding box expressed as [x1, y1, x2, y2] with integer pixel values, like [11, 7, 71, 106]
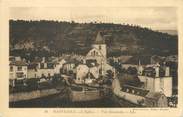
[9, 20, 178, 57]
[158, 30, 177, 36]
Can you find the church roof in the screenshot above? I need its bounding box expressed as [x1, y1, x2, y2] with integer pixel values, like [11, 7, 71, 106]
[94, 32, 105, 44]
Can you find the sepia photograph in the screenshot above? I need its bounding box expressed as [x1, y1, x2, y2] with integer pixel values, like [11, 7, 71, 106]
[8, 7, 179, 108]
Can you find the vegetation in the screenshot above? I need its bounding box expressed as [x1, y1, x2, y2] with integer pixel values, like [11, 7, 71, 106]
[10, 20, 178, 58]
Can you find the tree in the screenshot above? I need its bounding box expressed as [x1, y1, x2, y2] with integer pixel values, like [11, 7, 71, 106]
[127, 67, 137, 75]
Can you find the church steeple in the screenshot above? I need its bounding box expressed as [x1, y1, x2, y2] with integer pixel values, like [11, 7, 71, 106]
[94, 32, 105, 44]
[92, 31, 107, 59]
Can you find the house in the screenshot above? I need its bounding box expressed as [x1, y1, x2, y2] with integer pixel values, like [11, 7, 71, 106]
[75, 64, 89, 84]
[84, 72, 96, 84]
[54, 59, 66, 74]
[62, 59, 79, 74]
[9, 61, 28, 80]
[89, 66, 100, 79]
[27, 63, 38, 79]
[9, 61, 28, 87]
[138, 63, 172, 97]
[27, 57, 67, 79]
[122, 85, 168, 107]
[151, 55, 165, 64]
[112, 79, 168, 107]
[165, 55, 178, 63]
[35, 57, 59, 78]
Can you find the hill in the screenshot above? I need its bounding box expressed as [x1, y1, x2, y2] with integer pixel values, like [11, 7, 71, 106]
[158, 30, 178, 36]
[9, 20, 178, 57]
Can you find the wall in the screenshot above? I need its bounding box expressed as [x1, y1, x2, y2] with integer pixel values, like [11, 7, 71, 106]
[112, 78, 145, 106]
[138, 76, 147, 83]
[27, 69, 37, 78]
[162, 77, 172, 97]
[9, 65, 27, 80]
[89, 66, 99, 79]
[36, 69, 55, 78]
[146, 77, 155, 92]
[92, 44, 106, 59]
[9, 89, 60, 102]
[154, 78, 161, 92]
[54, 59, 66, 74]
[70, 90, 101, 102]
[75, 65, 89, 84]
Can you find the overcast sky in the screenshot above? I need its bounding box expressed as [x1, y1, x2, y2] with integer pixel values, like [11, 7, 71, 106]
[10, 7, 177, 30]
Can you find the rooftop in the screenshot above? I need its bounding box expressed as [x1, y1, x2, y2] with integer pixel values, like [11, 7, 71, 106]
[94, 32, 105, 44]
[121, 84, 150, 97]
[10, 61, 27, 66]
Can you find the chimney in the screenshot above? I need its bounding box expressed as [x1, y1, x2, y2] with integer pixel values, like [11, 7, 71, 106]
[165, 66, 170, 76]
[155, 66, 159, 77]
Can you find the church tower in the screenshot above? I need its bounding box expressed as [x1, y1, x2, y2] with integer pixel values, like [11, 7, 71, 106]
[92, 32, 107, 59]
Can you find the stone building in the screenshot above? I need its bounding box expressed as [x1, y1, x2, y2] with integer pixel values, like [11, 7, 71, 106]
[85, 32, 114, 76]
[138, 63, 172, 97]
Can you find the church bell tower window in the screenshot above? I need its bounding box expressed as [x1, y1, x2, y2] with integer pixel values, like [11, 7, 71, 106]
[99, 45, 101, 50]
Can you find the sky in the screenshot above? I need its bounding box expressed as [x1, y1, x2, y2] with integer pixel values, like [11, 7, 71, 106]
[10, 7, 177, 30]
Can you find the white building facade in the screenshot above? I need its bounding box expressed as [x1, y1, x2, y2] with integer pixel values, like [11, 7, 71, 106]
[138, 64, 172, 97]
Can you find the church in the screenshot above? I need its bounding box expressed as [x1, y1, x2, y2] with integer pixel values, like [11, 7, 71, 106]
[75, 32, 114, 84]
[85, 31, 113, 76]
[86, 32, 106, 61]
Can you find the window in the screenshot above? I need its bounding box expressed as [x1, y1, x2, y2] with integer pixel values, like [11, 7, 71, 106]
[40, 63, 44, 69]
[96, 52, 98, 56]
[152, 102, 156, 106]
[17, 66, 22, 71]
[48, 73, 51, 77]
[16, 72, 24, 78]
[41, 74, 45, 78]
[99, 45, 101, 50]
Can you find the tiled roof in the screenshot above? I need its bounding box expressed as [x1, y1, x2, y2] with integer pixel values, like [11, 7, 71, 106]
[10, 61, 27, 66]
[121, 84, 149, 97]
[28, 63, 38, 69]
